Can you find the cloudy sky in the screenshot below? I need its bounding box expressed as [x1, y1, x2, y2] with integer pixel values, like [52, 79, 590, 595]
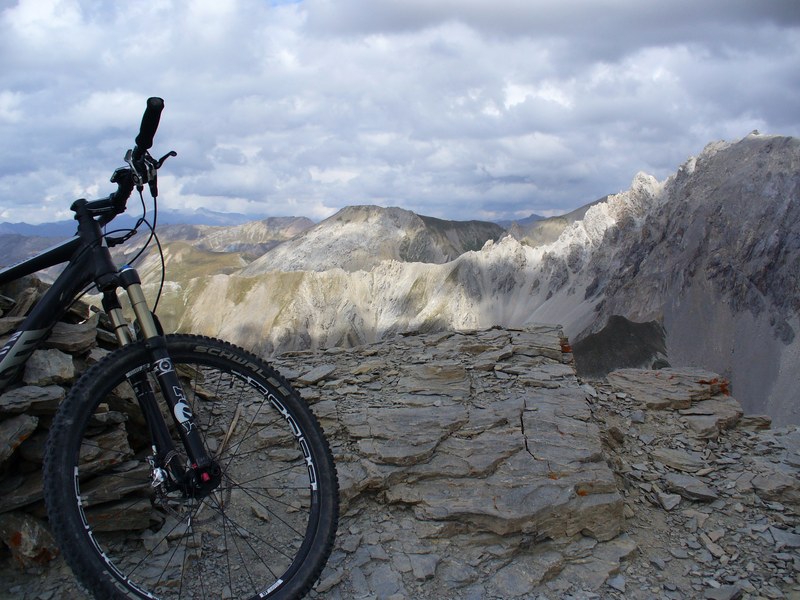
[0, 0, 798, 225]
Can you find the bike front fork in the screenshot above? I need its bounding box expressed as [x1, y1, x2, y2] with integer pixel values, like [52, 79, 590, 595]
[101, 267, 220, 497]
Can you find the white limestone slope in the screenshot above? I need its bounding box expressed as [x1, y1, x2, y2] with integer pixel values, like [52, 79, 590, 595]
[239, 205, 504, 274]
[174, 172, 662, 353]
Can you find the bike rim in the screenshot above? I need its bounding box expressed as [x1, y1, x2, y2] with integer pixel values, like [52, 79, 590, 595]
[68, 355, 321, 599]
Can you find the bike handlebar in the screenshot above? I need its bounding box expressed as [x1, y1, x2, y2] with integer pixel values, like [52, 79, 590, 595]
[132, 97, 164, 162]
[75, 97, 170, 227]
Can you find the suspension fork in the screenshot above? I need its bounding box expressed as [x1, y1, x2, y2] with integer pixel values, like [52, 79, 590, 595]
[105, 267, 216, 489]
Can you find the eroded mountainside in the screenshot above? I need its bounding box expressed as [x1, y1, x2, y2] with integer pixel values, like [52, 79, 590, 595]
[142, 133, 799, 423]
[240, 205, 505, 274]
[583, 134, 800, 423]
[156, 216, 314, 260]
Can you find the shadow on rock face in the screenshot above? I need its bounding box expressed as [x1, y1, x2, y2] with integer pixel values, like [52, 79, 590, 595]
[572, 315, 669, 378]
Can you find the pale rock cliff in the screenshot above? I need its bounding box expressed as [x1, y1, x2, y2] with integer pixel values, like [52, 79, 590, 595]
[169, 172, 662, 355]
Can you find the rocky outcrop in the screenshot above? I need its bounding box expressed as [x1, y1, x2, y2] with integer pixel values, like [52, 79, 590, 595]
[0, 281, 108, 569]
[583, 134, 800, 426]
[589, 370, 800, 600]
[1, 280, 798, 599]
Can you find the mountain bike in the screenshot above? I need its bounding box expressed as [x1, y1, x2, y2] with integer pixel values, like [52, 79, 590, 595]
[0, 98, 339, 599]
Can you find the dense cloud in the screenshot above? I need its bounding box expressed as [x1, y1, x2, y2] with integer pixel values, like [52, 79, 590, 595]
[0, 0, 798, 224]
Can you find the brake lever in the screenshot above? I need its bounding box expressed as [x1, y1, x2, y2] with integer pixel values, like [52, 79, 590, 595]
[124, 149, 176, 198]
[148, 151, 177, 199]
[156, 151, 177, 169]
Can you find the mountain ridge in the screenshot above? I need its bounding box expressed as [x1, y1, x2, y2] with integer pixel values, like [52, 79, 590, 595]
[143, 133, 799, 424]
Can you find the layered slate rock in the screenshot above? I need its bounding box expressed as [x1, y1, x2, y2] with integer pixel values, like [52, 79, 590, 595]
[607, 367, 743, 439]
[278, 325, 627, 597]
[607, 367, 730, 411]
[585, 375, 800, 599]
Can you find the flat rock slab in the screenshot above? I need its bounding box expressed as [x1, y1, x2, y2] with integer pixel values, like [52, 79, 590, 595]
[651, 447, 706, 472]
[664, 472, 719, 501]
[607, 367, 729, 410]
[679, 396, 744, 439]
[275, 326, 625, 598]
[0, 385, 65, 415]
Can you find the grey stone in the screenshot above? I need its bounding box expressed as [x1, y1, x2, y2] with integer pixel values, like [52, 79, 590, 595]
[752, 469, 800, 508]
[0, 512, 59, 568]
[0, 316, 24, 335]
[4, 288, 40, 318]
[0, 385, 65, 415]
[658, 492, 683, 511]
[296, 364, 336, 385]
[665, 473, 719, 501]
[607, 368, 728, 410]
[16, 430, 47, 463]
[491, 551, 564, 597]
[607, 574, 626, 592]
[367, 562, 403, 598]
[0, 470, 44, 513]
[23, 349, 74, 386]
[395, 361, 470, 398]
[409, 553, 440, 581]
[651, 447, 706, 473]
[768, 526, 800, 549]
[347, 403, 468, 466]
[43, 314, 98, 353]
[0, 414, 38, 463]
[704, 585, 743, 600]
[680, 397, 743, 438]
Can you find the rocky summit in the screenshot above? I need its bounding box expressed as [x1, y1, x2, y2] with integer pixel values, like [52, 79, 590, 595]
[0, 281, 798, 599]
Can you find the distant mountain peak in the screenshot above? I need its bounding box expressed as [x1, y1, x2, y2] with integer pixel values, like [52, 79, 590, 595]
[240, 205, 505, 275]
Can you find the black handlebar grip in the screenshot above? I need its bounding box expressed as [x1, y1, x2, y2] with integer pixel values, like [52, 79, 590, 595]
[132, 97, 164, 160]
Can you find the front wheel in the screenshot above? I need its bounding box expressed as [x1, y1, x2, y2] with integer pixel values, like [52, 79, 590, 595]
[44, 334, 339, 599]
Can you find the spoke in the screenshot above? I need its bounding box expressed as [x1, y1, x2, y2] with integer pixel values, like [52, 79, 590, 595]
[233, 461, 305, 487]
[219, 474, 308, 541]
[203, 495, 301, 563]
[234, 485, 311, 511]
[218, 403, 243, 457]
[223, 414, 285, 452]
[208, 492, 260, 596]
[217, 437, 292, 463]
[154, 521, 193, 594]
[78, 492, 149, 519]
[124, 500, 203, 584]
[205, 491, 289, 579]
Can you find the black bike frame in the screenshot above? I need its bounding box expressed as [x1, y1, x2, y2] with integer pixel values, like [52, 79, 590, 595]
[0, 202, 214, 479]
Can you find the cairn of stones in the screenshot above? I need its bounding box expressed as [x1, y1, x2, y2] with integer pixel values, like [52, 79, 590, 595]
[0, 276, 121, 568]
